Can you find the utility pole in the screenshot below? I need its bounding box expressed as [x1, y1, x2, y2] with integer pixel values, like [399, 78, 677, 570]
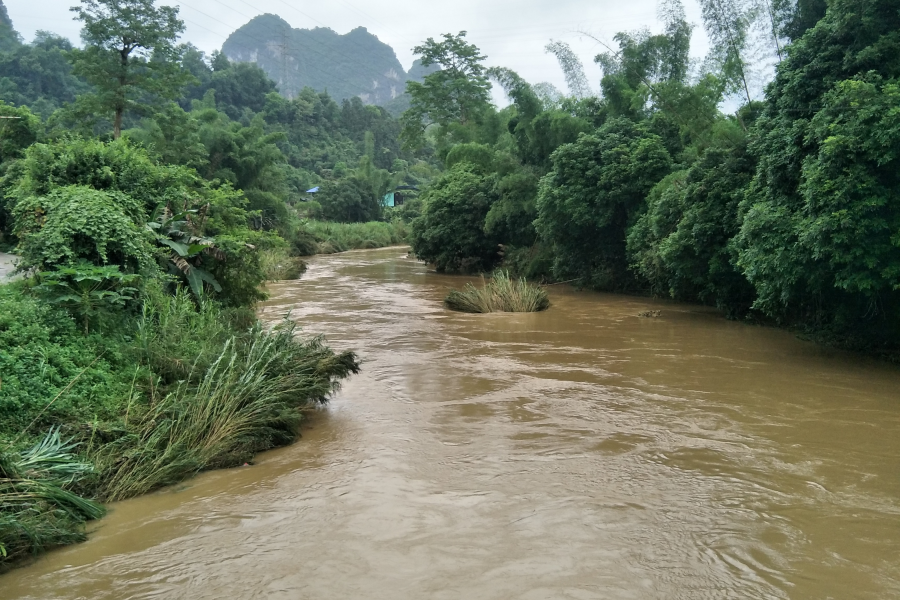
[277, 27, 292, 100]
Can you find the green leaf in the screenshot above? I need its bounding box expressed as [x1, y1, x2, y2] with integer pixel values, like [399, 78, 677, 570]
[160, 238, 190, 256]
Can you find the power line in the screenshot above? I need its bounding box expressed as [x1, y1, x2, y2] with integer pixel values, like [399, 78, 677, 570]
[172, 0, 407, 101]
[172, 2, 388, 99]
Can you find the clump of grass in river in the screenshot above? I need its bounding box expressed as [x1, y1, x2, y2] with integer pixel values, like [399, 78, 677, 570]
[91, 321, 359, 502]
[444, 270, 549, 313]
[0, 429, 105, 567]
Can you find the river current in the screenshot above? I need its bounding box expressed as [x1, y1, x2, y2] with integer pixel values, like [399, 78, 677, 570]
[4, 247, 900, 599]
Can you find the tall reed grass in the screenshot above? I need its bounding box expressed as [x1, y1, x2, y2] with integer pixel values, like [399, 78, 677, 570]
[0, 429, 104, 567]
[444, 270, 550, 313]
[258, 248, 307, 281]
[91, 321, 359, 502]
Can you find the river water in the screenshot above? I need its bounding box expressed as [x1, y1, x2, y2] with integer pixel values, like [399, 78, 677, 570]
[5, 247, 900, 599]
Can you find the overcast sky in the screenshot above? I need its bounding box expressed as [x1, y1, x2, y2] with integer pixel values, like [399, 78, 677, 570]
[7, 0, 711, 103]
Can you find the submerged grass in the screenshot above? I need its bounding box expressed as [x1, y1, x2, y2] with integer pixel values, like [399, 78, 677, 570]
[0, 430, 105, 565]
[445, 270, 550, 313]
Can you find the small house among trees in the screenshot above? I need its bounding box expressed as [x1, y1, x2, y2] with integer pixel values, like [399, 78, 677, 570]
[382, 185, 417, 207]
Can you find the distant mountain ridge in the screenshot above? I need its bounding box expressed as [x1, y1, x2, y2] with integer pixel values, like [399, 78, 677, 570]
[222, 14, 433, 108]
[0, 0, 20, 51]
[0, 0, 11, 28]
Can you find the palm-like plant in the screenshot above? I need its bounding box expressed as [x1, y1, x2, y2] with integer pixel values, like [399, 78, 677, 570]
[146, 205, 224, 299]
[36, 262, 140, 334]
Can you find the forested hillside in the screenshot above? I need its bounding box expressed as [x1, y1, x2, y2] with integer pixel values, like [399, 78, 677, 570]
[223, 15, 407, 106]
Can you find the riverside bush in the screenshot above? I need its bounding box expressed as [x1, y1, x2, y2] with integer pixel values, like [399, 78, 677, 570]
[91, 320, 359, 501]
[0, 430, 105, 566]
[0, 284, 130, 437]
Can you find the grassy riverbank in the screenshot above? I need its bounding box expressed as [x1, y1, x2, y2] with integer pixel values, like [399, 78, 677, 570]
[291, 220, 408, 256]
[0, 281, 358, 568]
[257, 220, 409, 282]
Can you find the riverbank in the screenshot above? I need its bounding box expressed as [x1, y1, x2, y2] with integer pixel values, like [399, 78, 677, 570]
[0, 279, 359, 570]
[292, 220, 408, 256]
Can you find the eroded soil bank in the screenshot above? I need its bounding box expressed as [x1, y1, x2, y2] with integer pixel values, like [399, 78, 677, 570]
[5, 247, 900, 599]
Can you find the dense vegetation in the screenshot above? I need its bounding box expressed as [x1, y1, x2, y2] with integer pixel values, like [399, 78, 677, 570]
[0, 0, 419, 568]
[404, 0, 900, 354]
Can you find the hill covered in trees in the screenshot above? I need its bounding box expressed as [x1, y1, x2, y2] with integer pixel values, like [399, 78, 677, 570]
[0, 0, 19, 51]
[223, 14, 425, 108]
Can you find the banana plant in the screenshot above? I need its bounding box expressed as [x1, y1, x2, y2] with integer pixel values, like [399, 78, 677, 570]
[146, 205, 223, 299]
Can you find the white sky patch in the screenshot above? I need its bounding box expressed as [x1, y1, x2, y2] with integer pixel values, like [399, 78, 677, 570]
[8, 0, 713, 106]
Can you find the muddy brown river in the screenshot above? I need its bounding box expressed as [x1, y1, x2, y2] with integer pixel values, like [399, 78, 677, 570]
[4, 247, 900, 599]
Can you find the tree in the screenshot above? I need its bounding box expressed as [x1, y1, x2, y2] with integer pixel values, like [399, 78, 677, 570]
[627, 125, 757, 314]
[0, 102, 39, 164]
[410, 163, 500, 273]
[736, 0, 900, 342]
[0, 0, 20, 52]
[535, 118, 672, 290]
[69, 0, 189, 138]
[698, 0, 754, 103]
[316, 177, 381, 223]
[401, 32, 492, 148]
[545, 41, 593, 98]
[13, 185, 155, 274]
[0, 102, 40, 242]
[0, 32, 90, 118]
[594, 0, 695, 120]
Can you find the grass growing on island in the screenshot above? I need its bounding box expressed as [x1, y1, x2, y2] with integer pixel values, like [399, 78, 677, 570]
[445, 270, 549, 313]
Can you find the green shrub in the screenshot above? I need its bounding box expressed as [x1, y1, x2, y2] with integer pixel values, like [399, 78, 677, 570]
[9, 138, 199, 213]
[535, 119, 672, 290]
[627, 142, 756, 315]
[0, 284, 130, 438]
[501, 244, 554, 281]
[36, 262, 141, 335]
[13, 186, 155, 274]
[316, 177, 382, 223]
[202, 232, 271, 308]
[410, 164, 500, 273]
